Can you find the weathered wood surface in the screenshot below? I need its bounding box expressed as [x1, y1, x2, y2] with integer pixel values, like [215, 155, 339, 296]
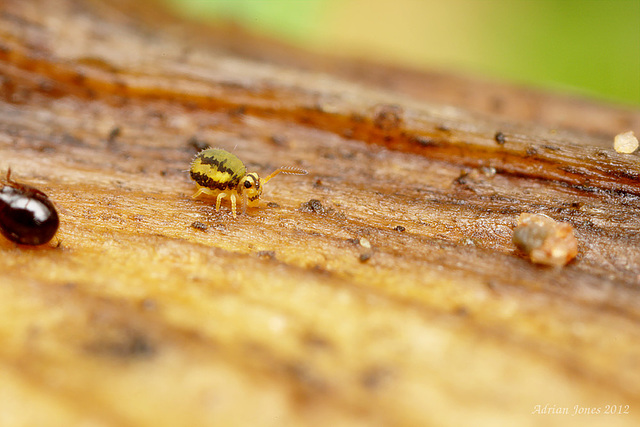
[1, 1, 639, 426]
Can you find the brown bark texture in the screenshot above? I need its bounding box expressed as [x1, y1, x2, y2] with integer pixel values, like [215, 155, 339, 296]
[1, 1, 639, 426]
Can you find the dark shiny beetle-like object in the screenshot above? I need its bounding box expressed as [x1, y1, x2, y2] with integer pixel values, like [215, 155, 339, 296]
[0, 169, 59, 245]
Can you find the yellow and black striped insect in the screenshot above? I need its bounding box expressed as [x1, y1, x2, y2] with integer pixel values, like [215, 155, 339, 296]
[189, 148, 307, 218]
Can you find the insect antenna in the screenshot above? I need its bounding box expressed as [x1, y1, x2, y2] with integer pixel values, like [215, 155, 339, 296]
[263, 166, 308, 184]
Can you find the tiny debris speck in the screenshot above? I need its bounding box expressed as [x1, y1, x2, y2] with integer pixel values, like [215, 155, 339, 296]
[359, 252, 372, 262]
[299, 199, 325, 214]
[373, 104, 403, 131]
[256, 250, 276, 259]
[190, 221, 208, 232]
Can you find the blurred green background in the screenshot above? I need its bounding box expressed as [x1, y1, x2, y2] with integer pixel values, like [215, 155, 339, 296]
[165, 0, 639, 106]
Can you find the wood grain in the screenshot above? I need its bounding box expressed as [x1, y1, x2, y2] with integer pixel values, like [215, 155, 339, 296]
[1, 1, 639, 426]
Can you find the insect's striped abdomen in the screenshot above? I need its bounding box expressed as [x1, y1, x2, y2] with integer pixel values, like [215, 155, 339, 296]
[190, 148, 246, 191]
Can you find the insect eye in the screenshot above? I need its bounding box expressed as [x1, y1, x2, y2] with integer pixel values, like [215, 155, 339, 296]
[244, 180, 253, 189]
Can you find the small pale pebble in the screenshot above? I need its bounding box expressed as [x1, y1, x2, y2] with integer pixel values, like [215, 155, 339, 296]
[613, 131, 639, 154]
[512, 213, 578, 267]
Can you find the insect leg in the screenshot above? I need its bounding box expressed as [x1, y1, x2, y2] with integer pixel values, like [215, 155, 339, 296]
[242, 191, 248, 215]
[192, 187, 217, 199]
[216, 192, 227, 211]
[230, 193, 237, 218]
